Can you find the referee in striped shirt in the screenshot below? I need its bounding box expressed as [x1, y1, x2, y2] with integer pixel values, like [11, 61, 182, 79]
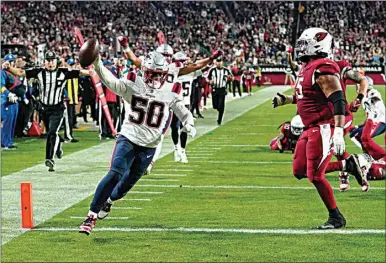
[207, 57, 233, 125]
[4, 51, 89, 171]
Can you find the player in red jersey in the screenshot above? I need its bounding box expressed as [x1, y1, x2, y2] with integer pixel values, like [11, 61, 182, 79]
[270, 115, 304, 153]
[271, 28, 366, 229]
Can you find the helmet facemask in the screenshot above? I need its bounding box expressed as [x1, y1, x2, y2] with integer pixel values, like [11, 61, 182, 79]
[295, 28, 332, 62]
[143, 68, 168, 89]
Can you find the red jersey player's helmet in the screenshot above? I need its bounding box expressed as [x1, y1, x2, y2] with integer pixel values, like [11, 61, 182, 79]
[142, 52, 169, 89]
[156, 44, 174, 63]
[295, 28, 333, 62]
[290, 115, 304, 136]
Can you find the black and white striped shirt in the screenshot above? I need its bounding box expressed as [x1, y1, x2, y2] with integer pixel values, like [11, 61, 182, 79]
[207, 67, 233, 89]
[26, 67, 80, 106]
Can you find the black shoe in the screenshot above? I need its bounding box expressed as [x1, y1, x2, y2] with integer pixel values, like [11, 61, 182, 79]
[346, 154, 371, 186]
[40, 134, 47, 139]
[79, 215, 97, 235]
[192, 114, 198, 119]
[97, 201, 112, 220]
[317, 213, 346, 229]
[198, 114, 204, 119]
[8, 145, 18, 149]
[65, 138, 79, 143]
[45, 159, 55, 172]
[56, 147, 63, 159]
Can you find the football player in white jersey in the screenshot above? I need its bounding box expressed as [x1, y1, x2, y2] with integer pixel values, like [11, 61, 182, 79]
[79, 52, 196, 235]
[171, 51, 202, 163]
[117, 36, 222, 173]
[349, 76, 385, 149]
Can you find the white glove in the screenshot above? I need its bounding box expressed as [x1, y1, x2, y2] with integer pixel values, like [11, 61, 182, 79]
[24, 98, 29, 105]
[2, 61, 10, 70]
[181, 124, 197, 138]
[8, 93, 18, 103]
[332, 127, 345, 155]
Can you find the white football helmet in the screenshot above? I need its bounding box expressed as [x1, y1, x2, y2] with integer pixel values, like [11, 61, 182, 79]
[142, 52, 169, 89]
[290, 115, 304, 136]
[295, 28, 333, 62]
[156, 44, 174, 63]
[173, 51, 190, 64]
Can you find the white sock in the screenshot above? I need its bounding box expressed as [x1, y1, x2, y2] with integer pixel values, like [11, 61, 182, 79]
[88, 210, 98, 218]
[342, 160, 346, 171]
[174, 145, 179, 150]
[107, 197, 114, 205]
[181, 148, 185, 154]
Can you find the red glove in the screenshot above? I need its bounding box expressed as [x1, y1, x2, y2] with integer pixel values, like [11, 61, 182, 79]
[210, 49, 224, 60]
[349, 94, 364, 112]
[117, 36, 129, 49]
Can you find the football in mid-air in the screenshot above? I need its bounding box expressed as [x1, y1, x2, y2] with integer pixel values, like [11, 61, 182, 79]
[78, 38, 99, 67]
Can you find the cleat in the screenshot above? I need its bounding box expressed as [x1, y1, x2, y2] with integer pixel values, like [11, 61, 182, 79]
[97, 201, 112, 220]
[346, 154, 372, 188]
[180, 149, 188, 163]
[174, 148, 181, 162]
[56, 147, 63, 159]
[197, 114, 204, 119]
[339, 172, 350, 192]
[79, 215, 97, 235]
[317, 213, 346, 230]
[144, 162, 153, 176]
[45, 159, 55, 172]
[361, 181, 370, 192]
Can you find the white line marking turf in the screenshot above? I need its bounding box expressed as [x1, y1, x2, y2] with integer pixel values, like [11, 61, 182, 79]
[149, 174, 187, 177]
[70, 216, 129, 220]
[120, 198, 152, 201]
[29, 227, 386, 235]
[1, 85, 292, 245]
[167, 160, 292, 164]
[135, 184, 385, 191]
[141, 179, 180, 182]
[154, 169, 193, 172]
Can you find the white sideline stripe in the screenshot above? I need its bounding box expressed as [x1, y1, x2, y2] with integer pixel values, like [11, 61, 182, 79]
[167, 160, 292, 164]
[135, 184, 386, 191]
[155, 169, 193, 172]
[70, 216, 129, 220]
[141, 179, 180, 182]
[187, 151, 218, 153]
[188, 154, 214, 156]
[150, 174, 187, 177]
[1, 85, 291, 245]
[114, 207, 142, 210]
[28, 227, 386, 235]
[187, 157, 209, 159]
[129, 191, 164, 194]
[121, 198, 152, 201]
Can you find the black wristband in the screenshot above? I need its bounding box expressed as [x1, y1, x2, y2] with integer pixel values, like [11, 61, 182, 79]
[356, 93, 364, 102]
[328, 90, 346, 116]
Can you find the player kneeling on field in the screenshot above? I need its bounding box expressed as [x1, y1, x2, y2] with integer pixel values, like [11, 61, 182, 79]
[270, 115, 304, 153]
[79, 52, 196, 235]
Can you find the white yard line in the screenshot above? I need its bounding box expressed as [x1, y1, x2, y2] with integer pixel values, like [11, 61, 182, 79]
[141, 179, 180, 182]
[167, 160, 292, 164]
[136, 184, 386, 191]
[1, 85, 292, 245]
[149, 174, 187, 177]
[28, 227, 386, 235]
[113, 207, 142, 210]
[120, 199, 151, 202]
[154, 169, 193, 172]
[70, 216, 129, 220]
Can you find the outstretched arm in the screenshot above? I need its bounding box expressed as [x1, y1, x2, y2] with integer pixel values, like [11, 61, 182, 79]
[178, 50, 223, 77]
[118, 36, 142, 68]
[170, 97, 196, 137]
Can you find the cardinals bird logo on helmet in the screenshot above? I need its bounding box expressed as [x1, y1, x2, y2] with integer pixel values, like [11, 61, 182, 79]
[295, 28, 333, 62]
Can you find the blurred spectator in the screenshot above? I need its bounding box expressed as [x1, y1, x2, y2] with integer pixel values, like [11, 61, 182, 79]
[2, 1, 383, 66]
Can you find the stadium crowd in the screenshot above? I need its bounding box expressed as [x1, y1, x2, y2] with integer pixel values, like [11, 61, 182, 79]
[1, 1, 385, 65]
[1, 1, 385, 150]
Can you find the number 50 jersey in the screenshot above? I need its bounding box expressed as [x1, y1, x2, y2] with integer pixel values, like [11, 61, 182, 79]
[93, 57, 194, 148]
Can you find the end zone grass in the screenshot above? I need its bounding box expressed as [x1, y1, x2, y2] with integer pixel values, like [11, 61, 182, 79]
[1, 85, 385, 262]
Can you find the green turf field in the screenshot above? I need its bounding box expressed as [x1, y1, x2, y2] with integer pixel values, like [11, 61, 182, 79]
[1, 85, 385, 262]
